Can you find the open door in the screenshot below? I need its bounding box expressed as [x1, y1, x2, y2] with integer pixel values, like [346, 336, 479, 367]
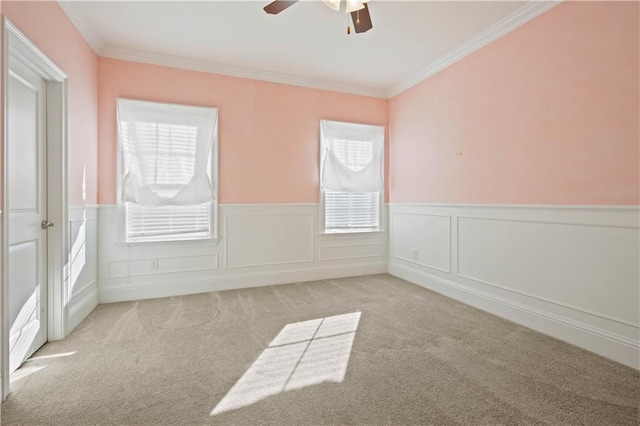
[7, 53, 49, 373]
[1, 18, 69, 400]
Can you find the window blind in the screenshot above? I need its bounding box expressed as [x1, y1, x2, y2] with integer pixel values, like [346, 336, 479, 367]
[126, 203, 211, 242]
[324, 191, 380, 232]
[118, 99, 217, 207]
[118, 99, 217, 243]
[320, 120, 384, 233]
[121, 121, 198, 188]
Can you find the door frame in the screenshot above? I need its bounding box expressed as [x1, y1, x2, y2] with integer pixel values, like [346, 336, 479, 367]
[0, 18, 68, 400]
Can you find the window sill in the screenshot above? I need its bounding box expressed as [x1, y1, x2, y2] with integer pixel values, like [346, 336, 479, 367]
[116, 236, 220, 247]
[320, 230, 385, 236]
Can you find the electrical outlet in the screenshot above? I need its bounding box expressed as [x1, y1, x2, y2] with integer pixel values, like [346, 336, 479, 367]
[150, 259, 159, 270]
[412, 249, 419, 260]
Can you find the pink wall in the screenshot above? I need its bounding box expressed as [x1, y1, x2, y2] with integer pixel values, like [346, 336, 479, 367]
[389, 1, 639, 205]
[4, 2, 635, 207]
[98, 58, 388, 204]
[2, 1, 98, 206]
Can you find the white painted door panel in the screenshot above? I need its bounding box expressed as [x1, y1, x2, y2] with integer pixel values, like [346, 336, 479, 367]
[8, 55, 48, 373]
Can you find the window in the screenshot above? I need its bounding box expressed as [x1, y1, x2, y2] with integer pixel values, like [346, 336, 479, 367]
[320, 120, 384, 233]
[118, 99, 218, 243]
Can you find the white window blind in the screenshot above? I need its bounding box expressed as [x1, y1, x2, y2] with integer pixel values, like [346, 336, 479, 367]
[126, 203, 211, 242]
[320, 120, 384, 233]
[118, 99, 218, 243]
[324, 191, 380, 232]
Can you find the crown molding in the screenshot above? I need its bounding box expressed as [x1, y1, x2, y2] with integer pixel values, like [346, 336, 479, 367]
[386, 0, 562, 98]
[57, 1, 106, 53]
[99, 45, 388, 99]
[58, 0, 560, 100]
[57, 0, 386, 98]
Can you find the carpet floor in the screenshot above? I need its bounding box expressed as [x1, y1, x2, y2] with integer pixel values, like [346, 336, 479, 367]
[2, 274, 638, 425]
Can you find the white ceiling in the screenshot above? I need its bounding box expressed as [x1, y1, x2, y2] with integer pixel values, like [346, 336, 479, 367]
[60, 1, 556, 97]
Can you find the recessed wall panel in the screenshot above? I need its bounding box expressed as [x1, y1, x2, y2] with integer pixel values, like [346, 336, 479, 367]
[457, 217, 640, 325]
[391, 213, 450, 272]
[225, 213, 314, 268]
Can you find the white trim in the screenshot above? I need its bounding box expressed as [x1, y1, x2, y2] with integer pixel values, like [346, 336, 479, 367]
[99, 262, 387, 304]
[1, 17, 8, 402]
[4, 24, 67, 81]
[1, 18, 69, 401]
[66, 284, 98, 335]
[389, 256, 450, 275]
[320, 230, 386, 237]
[454, 214, 638, 231]
[56, 1, 106, 54]
[388, 203, 640, 231]
[100, 45, 387, 99]
[386, 1, 562, 98]
[389, 261, 639, 370]
[45, 79, 68, 343]
[194, 203, 320, 208]
[70, 280, 97, 299]
[388, 203, 639, 211]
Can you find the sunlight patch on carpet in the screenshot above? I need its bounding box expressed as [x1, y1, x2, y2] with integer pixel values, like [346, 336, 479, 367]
[26, 351, 77, 362]
[211, 311, 361, 415]
[10, 364, 46, 386]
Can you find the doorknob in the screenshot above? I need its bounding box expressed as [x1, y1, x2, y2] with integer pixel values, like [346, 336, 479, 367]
[41, 220, 54, 230]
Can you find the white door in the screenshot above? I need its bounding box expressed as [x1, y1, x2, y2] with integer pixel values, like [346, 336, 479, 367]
[7, 54, 48, 373]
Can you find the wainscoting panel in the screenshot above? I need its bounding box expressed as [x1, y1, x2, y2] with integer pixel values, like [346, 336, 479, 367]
[457, 216, 639, 326]
[98, 204, 387, 303]
[388, 204, 640, 369]
[320, 243, 386, 261]
[66, 205, 98, 335]
[390, 212, 450, 273]
[108, 254, 219, 279]
[225, 211, 314, 268]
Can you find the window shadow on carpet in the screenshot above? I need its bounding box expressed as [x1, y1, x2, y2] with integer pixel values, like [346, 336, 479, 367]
[211, 311, 361, 416]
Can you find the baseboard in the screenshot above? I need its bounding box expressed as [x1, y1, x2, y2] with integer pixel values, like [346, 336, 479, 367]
[389, 261, 640, 370]
[99, 262, 387, 303]
[66, 283, 99, 334]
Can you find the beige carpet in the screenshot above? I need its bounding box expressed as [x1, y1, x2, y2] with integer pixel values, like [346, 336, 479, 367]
[2, 274, 638, 425]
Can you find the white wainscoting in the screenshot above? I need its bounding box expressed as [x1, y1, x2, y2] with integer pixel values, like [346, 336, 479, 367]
[66, 205, 98, 334]
[97, 204, 387, 303]
[388, 204, 640, 369]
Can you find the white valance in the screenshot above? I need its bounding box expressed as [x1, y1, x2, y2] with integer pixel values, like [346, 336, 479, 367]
[320, 120, 384, 193]
[118, 99, 218, 207]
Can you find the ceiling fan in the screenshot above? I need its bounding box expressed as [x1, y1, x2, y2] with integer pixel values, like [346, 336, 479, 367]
[263, 0, 373, 34]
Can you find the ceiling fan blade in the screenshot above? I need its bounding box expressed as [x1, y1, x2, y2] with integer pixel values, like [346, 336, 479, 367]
[264, 0, 299, 15]
[351, 3, 373, 33]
